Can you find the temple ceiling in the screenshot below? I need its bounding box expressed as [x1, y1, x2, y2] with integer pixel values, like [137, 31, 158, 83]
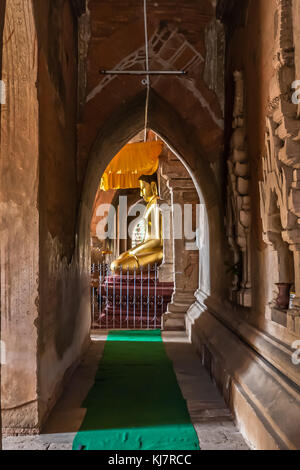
[76, 0, 225, 183]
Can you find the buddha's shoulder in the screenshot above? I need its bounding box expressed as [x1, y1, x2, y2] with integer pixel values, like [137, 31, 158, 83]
[147, 196, 159, 207]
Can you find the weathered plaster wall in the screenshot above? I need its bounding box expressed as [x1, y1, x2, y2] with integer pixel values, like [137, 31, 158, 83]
[0, 0, 6, 446]
[0, 0, 40, 432]
[91, 190, 116, 240]
[33, 0, 90, 425]
[0, 0, 90, 432]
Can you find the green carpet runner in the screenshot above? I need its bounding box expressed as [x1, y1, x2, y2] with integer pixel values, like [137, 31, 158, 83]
[73, 330, 200, 450]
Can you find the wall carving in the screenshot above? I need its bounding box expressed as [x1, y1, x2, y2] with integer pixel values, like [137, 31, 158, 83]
[259, 0, 300, 334]
[226, 71, 252, 307]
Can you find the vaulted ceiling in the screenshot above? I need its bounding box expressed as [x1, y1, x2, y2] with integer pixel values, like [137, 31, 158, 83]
[77, 0, 225, 185]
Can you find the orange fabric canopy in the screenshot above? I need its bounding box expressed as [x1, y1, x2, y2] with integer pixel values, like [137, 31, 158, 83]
[100, 141, 162, 191]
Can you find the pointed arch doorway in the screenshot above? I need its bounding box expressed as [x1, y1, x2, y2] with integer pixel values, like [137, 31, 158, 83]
[78, 92, 225, 335]
[89, 131, 198, 330]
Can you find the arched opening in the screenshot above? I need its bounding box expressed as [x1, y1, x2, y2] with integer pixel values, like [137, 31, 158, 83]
[78, 92, 225, 339]
[78, 90, 225, 323]
[89, 129, 202, 331]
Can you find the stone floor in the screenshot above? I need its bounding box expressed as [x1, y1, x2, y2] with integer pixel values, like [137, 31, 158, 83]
[3, 330, 249, 451]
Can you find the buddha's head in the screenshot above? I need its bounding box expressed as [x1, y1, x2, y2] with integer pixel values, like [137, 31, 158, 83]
[139, 173, 158, 203]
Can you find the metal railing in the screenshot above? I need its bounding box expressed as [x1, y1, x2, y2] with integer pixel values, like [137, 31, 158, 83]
[91, 263, 173, 330]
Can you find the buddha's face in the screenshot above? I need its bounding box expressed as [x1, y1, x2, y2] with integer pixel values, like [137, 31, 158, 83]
[139, 179, 157, 202]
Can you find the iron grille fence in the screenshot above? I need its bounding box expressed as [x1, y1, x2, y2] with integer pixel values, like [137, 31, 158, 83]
[91, 263, 173, 330]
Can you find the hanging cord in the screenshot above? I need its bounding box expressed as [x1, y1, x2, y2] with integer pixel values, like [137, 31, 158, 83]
[143, 0, 150, 142]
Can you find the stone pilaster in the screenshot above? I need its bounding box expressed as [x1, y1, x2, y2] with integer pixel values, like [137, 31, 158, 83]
[163, 179, 199, 330]
[0, 0, 40, 432]
[226, 71, 252, 307]
[158, 172, 174, 283]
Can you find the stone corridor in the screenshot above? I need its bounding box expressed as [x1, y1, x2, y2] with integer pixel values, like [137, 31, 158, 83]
[3, 332, 248, 451]
[1, 0, 300, 451]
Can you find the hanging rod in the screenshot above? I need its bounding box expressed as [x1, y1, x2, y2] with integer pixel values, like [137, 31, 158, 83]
[99, 70, 187, 76]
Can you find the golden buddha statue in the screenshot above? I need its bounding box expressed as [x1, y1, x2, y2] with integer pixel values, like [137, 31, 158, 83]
[111, 173, 163, 271]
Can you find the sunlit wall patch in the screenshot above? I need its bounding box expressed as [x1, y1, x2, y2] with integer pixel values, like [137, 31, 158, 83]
[0, 80, 6, 105]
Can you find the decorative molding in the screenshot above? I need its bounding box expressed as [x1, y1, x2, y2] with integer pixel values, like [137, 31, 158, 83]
[189, 304, 300, 449]
[226, 71, 252, 307]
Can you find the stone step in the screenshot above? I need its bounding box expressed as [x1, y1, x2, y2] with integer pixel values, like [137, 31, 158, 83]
[163, 313, 186, 331]
[92, 316, 162, 329]
[187, 400, 232, 423]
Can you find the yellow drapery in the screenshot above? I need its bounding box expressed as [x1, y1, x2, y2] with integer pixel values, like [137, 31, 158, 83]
[100, 141, 162, 191]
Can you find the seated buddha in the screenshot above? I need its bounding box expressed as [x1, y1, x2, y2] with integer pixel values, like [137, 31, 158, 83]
[111, 173, 163, 271]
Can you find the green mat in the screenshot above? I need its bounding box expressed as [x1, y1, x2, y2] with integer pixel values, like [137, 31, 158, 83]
[73, 330, 200, 450]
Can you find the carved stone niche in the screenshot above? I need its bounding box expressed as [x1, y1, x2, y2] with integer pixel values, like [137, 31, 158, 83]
[226, 71, 252, 307]
[259, 0, 300, 334]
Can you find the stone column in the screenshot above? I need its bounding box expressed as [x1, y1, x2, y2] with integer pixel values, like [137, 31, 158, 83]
[158, 174, 174, 283]
[227, 71, 252, 307]
[163, 179, 199, 330]
[0, 0, 40, 432]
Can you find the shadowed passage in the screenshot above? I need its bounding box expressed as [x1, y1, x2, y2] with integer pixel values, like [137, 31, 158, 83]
[73, 330, 200, 450]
